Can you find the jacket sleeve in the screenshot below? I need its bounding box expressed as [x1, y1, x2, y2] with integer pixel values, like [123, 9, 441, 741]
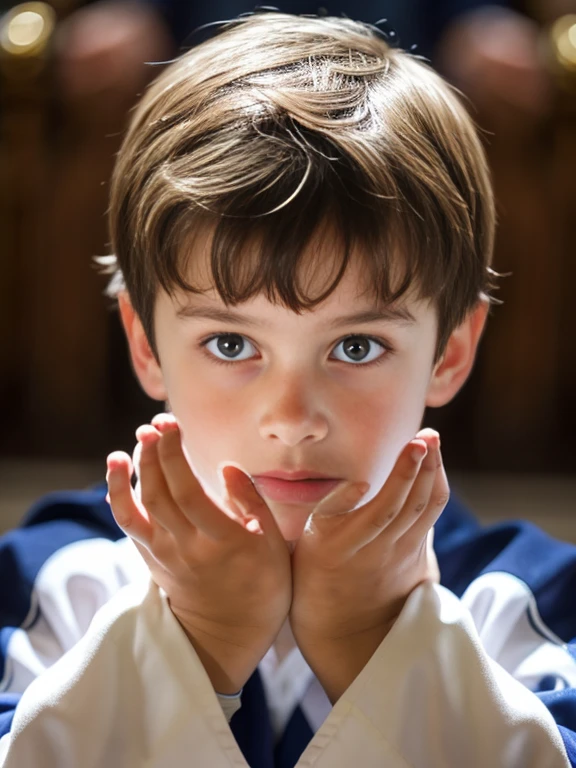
[0, 490, 242, 767]
[300, 509, 575, 768]
[3, 487, 574, 767]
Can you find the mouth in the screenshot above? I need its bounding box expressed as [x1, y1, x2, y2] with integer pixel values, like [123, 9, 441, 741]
[252, 476, 341, 504]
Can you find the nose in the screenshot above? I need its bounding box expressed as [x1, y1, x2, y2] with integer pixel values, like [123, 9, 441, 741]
[257, 371, 329, 447]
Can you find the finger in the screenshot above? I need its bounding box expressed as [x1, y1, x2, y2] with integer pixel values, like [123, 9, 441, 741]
[385, 432, 440, 542]
[335, 438, 428, 551]
[138, 430, 195, 540]
[400, 445, 450, 548]
[220, 465, 258, 524]
[301, 482, 370, 552]
[155, 422, 244, 541]
[150, 412, 177, 431]
[367, 439, 429, 530]
[310, 481, 371, 520]
[107, 451, 154, 548]
[221, 465, 285, 544]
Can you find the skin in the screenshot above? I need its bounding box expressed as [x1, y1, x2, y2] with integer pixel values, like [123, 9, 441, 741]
[107, 230, 488, 700]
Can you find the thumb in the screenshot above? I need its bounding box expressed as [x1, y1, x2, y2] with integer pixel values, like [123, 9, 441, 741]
[220, 465, 283, 540]
[311, 481, 370, 519]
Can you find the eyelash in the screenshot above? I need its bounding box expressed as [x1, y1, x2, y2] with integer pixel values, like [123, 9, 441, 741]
[198, 332, 393, 368]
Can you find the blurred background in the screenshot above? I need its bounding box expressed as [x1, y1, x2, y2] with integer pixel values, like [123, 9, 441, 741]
[0, 0, 575, 535]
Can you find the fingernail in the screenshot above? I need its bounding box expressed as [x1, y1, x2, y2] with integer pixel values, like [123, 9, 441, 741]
[246, 518, 263, 534]
[411, 443, 428, 462]
[156, 420, 179, 434]
[314, 481, 369, 518]
[135, 424, 161, 443]
[218, 462, 246, 482]
[151, 412, 177, 425]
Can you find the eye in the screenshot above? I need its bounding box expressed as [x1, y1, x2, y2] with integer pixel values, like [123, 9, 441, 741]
[202, 333, 257, 363]
[331, 335, 388, 365]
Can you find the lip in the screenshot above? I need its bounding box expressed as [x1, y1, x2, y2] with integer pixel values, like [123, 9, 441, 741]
[252, 475, 341, 504]
[254, 469, 337, 481]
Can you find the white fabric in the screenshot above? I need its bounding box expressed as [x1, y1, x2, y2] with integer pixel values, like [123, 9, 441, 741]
[0, 536, 146, 695]
[0, 532, 570, 767]
[215, 690, 243, 721]
[460, 571, 576, 691]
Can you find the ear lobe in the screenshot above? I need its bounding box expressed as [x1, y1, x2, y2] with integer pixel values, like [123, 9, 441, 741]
[118, 292, 167, 401]
[426, 300, 489, 408]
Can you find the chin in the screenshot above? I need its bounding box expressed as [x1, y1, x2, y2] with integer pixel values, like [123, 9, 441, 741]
[270, 504, 312, 543]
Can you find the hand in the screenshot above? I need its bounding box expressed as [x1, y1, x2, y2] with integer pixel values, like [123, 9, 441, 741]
[289, 429, 446, 703]
[106, 414, 291, 694]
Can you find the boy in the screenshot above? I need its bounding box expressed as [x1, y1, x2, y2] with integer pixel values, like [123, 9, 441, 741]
[1, 11, 575, 767]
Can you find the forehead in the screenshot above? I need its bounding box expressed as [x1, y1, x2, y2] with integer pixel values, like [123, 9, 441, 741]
[176, 219, 407, 308]
[167, 233, 429, 331]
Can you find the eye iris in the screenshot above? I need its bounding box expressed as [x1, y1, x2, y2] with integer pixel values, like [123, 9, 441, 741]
[217, 334, 244, 358]
[344, 337, 369, 361]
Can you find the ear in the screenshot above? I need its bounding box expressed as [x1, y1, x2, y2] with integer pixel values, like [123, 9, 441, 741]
[118, 292, 167, 401]
[425, 299, 489, 408]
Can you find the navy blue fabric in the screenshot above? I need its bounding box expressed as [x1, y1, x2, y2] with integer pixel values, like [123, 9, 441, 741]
[432, 503, 576, 764]
[557, 725, 576, 766]
[274, 704, 314, 768]
[538, 690, 576, 765]
[20, 485, 123, 540]
[229, 670, 314, 768]
[436, 518, 576, 644]
[230, 669, 275, 767]
[0, 485, 124, 685]
[0, 694, 19, 739]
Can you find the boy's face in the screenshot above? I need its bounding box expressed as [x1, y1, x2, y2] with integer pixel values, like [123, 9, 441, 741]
[124, 233, 484, 543]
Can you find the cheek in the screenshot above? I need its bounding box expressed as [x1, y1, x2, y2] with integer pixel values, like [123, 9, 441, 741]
[342, 377, 428, 488]
[164, 359, 237, 435]
[159, 366, 233, 483]
[169, 382, 261, 515]
[178, 401, 237, 481]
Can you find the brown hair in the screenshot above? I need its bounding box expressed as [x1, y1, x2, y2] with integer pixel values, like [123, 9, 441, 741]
[105, 11, 496, 359]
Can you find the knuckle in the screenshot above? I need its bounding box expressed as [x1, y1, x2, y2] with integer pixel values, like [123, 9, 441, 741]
[158, 432, 181, 458]
[149, 530, 174, 561]
[436, 494, 450, 508]
[400, 465, 418, 481]
[141, 491, 162, 510]
[157, 445, 178, 467]
[178, 539, 199, 564]
[369, 519, 385, 534]
[172, 489, 191, 510]
[414, 501, 427, 514]
[139, 446, 156, 465]
[375, 509, 396, 527]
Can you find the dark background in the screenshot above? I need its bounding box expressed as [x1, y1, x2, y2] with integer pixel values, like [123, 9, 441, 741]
[1, 0, 575, 476]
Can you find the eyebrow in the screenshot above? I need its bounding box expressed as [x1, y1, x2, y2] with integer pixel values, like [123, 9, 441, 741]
[175, 304, 416, 328]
